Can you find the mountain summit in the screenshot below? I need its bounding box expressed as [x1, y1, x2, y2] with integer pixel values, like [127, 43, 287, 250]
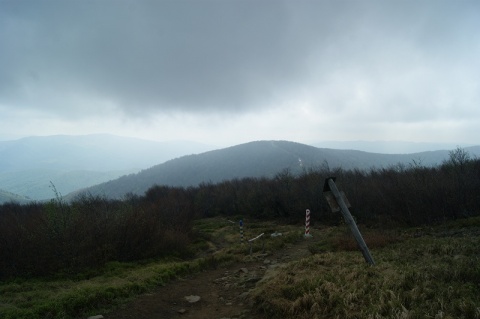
[69, 140, 480, 200]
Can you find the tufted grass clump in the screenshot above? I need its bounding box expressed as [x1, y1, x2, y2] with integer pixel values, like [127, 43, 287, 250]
[251, 218, 480, 319]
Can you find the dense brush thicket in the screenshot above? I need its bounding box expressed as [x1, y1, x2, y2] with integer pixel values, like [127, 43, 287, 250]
[0, 188, 195, 279]
[0, 148, 478, 279]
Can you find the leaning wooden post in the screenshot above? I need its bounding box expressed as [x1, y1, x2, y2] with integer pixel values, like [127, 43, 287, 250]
[325, 178, 375, 265]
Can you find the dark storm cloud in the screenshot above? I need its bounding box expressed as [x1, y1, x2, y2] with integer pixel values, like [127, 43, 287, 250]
[0, 0, 306, 114]
[0, 0, 479, 118]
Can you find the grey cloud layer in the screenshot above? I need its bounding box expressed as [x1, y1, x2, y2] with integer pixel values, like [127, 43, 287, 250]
[1, 0, 479, 119]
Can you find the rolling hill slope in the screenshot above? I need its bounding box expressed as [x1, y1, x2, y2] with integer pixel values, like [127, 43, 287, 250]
[0, 189, 31, 204]
[69, 141, 480, 200]
[0, 134, 216, 201]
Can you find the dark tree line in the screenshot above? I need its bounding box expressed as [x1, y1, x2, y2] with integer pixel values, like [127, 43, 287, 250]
[190, 148, 479, 226]
[0, 188, 195, 279]
[1, 148, 478, 279]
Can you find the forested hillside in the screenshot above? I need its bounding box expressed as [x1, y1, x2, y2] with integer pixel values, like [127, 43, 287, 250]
[71, 140, 480, 200]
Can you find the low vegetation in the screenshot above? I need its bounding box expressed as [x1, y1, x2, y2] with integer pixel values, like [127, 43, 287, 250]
[0, 253, 236, 319]
[0, 148, 479, 318]
[1, 217, 478, 319]
[0, 217, 300, 319]
[251, 218, 480, 319]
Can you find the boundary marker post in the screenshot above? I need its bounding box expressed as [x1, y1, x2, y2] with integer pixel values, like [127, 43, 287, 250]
[304, 209, 313, 238]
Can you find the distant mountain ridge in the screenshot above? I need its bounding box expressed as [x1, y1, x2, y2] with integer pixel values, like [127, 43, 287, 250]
[0, 168, 138, 201]
[0, 134, 215, 173]
[2, 136, 479, 203]
[0, 134, 216, 201]
[0, 188, 31, 204]
[313, 140, 475, 154]
[69, 140, 480, 200]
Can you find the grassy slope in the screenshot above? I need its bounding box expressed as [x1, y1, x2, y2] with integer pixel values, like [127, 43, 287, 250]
[0, 217, 479, 319]
[251, 218, 480, 319]
[0, 256, 237, 319]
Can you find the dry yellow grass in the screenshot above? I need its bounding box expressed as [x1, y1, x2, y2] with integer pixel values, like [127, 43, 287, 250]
[251, 221, 480, 319]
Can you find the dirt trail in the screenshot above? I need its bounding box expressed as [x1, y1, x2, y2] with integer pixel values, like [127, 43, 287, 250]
[104, 234, 320, 319]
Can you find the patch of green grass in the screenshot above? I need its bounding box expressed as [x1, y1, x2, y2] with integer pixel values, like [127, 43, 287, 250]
[192, 217, 241, 250]
[192, 217, 305, 257]
[446, 215, 480, 228]
[0, 254, 234, 319]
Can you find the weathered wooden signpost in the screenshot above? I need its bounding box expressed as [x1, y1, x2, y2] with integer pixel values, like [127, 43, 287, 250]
[323, 177, 375, 265]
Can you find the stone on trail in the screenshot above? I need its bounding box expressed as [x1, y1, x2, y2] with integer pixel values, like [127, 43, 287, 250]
[185, 295, 201, 303]
[87, 316, 104, 319]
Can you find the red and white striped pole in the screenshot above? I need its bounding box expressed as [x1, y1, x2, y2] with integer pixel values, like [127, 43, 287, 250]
[304, 209, 313, 238]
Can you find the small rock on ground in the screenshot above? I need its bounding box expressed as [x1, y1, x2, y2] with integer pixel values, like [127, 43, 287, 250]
[185, 295, 201, 303]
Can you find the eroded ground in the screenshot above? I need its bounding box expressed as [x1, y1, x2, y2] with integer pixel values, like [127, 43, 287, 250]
[104, 233, 320, 319]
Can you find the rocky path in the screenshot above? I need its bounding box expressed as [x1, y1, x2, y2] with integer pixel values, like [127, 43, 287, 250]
[103, 235, 319, 319]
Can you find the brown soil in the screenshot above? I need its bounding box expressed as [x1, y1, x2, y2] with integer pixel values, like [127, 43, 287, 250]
[103, 234, 321, 319]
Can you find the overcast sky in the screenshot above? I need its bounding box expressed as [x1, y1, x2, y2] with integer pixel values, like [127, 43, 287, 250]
[1, 0, 479, 147]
